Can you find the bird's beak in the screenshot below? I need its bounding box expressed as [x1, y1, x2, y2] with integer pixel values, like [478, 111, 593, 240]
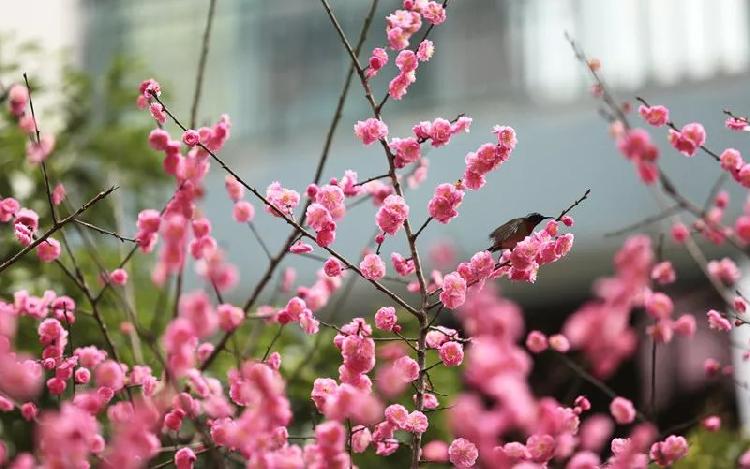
[543, 216, 554, 220]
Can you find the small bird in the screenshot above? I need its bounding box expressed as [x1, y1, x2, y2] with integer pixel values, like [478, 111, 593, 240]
[488, 212, 553, 251]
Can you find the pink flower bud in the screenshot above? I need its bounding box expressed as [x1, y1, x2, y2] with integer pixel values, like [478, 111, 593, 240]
[638, 104, 669, 127]
[109, 268, 128, 286]
[75, 367, 91, 384]
[375, 307, 397, 331]
[438, 341, 464, 366]
[232, 201, 255, 223]
[671, 223, 689, 243]
[174, 447, 196, 469]
[46, 377, 66, 395]
[609, 396, 636, 425]
[360, 254, 386, 280]
[182, 129, 200, 147]
[354, 118, 388, 146]
[549, 334, 570, 352]
[702, 415, 721, 432]
[575, 395, 591, 412]
[36, 238, 61, 263]
[449, 438, 478, 468]
[20, 402, 37, 421]
[525, 331, 548, 353]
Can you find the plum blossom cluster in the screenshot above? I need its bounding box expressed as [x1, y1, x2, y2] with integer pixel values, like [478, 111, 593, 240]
[615, 127, 660, 185]
[562, 235, 660, 377]
[634, 101, 750, 197]
[387, 43, 434, 100]
[427, 181, 465, 224]
[443, 285, 601, 467]
[497, 219, 575, 283]
[442, 282, 695, 468]
[383, 1, 445, 53]
[462, 125, 517, 190]
[388, 115, 471, 168]
[305, 183, 346, 247]
[311, 319, 383, 453]
[668, 122, 707, 158]
[225, 175, 255, 223]
[139, 89, 238, 291]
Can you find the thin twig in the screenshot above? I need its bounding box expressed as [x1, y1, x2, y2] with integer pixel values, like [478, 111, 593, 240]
[23, 73, 58, 224]
[411, 217, 433, 240]
[262, 325, 285, 361]
[190, 0, 218, 128]
[703, 172, 727, 213]
[723, 109, 750, 124]
[565, 33, 630, 131]
[74, 219, 137, 243]
[355, 173, 390, 187]
[650, 339, 657, 420]
[556, 352, 648, 423]
[604, 205, 681, 237]
[555, 189, 591, 221]
[247, 222, 272, 260]
[299, 252, 328, 263]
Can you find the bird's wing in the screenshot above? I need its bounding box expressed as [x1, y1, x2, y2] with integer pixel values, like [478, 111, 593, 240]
[489, 219, 520, 243]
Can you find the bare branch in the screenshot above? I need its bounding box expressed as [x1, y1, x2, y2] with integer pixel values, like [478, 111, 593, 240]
[190, 0, 218, 128]
[74, 219, 137, 243]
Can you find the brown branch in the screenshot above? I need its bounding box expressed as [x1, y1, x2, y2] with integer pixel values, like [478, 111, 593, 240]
[723, 109, 750, 124]
[190, 0, 218, 128]
[247, 221, 272, 261]
[703, 172, 728, 213]
[565, 33, 630, 131]
[555, 189, 590, 221]
[23, 73, 58, 224]
[568, 37, 747, 256]
[312, 0, 379, 186]
[411, 217, 433, 240]
[354, 173, 390, 187]
[555, 351, 648, 423]
[604, 205, 682, 237]
[74, 219, 137, 243]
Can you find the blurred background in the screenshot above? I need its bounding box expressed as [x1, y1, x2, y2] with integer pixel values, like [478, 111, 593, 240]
[3, 0, 750, 464]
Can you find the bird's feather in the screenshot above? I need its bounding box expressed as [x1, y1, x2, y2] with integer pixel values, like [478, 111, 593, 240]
[489, 218, 521, 243]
